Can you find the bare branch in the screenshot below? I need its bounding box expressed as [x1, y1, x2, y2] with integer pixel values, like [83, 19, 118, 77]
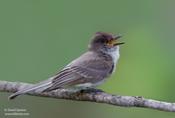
[0, 80, 175, 112]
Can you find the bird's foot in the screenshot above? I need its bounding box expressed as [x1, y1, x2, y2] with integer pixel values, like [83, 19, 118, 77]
[80, 88, 104, 93]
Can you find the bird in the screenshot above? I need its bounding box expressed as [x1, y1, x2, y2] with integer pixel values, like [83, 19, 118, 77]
[8, 32, 124, 100]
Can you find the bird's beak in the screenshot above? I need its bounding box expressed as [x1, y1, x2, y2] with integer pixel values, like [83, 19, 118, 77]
[113, 35, 125, 46]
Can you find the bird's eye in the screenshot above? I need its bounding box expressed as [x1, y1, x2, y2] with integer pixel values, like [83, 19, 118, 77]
[101, 38, 107, 43]
[92, 36, 109, 45]
[95, 37, 106, 44]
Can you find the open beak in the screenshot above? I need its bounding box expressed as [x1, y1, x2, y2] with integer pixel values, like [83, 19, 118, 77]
[113, 35, 125, 46]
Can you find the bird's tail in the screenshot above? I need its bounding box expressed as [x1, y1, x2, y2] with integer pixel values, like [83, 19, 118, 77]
[8, 79, 53, 100]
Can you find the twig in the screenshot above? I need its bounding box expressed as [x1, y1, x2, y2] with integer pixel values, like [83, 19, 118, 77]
[0, 80, 175, 112]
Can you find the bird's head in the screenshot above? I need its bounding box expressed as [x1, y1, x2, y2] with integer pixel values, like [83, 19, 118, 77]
[89, 32, 124, 53]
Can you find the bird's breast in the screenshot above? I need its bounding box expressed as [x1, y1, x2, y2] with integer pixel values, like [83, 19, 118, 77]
[108, 48, 120, 73]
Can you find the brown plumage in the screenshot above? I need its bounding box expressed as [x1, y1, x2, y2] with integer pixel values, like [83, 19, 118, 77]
[9, 32, 124, 99]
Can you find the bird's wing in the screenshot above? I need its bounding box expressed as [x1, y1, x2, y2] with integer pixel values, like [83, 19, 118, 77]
[44, 52, 114, 91]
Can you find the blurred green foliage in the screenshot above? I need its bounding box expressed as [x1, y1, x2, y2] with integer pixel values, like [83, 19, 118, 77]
[0, 0, 175, 118]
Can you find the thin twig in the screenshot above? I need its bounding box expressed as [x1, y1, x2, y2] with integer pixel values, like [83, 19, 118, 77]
[0, 80, 175, 112]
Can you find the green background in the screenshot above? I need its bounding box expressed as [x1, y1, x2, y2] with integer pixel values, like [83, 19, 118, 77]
[0, 0, 175, 118]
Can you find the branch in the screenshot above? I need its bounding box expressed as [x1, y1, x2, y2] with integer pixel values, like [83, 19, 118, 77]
[0, 80, 175, 112]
